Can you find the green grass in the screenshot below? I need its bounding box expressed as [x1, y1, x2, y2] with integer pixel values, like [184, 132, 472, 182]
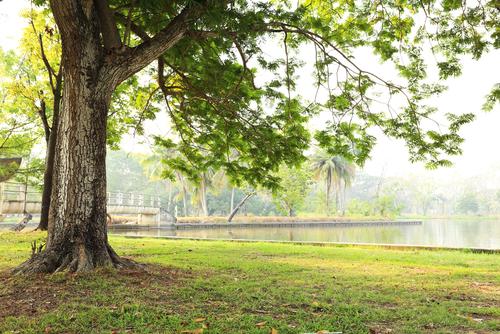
[1, 231, 499, 333]
[0, 217, 26, 223]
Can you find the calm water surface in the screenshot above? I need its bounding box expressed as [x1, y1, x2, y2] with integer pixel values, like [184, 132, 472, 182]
[108, 218, 500, 249]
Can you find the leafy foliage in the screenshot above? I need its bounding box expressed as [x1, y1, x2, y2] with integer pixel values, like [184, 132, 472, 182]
[99, 0, 480, 193]
[456, 193, 480, 214]
[272, 165, 312, 216]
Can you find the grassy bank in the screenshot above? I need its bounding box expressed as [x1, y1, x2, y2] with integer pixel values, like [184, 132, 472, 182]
[399, 214, 500, 220]
[1, 231, 499, 333]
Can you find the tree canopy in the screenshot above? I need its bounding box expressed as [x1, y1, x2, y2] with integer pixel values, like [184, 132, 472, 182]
[29, 0, 482, 189]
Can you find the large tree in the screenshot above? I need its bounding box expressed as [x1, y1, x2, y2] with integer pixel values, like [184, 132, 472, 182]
[13, 0, 476, 274]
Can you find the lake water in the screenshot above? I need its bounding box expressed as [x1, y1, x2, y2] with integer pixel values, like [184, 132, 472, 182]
[107, 218, 500, 249]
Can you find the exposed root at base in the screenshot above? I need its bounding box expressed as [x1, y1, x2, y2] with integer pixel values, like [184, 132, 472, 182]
[11, 243, 146, 275]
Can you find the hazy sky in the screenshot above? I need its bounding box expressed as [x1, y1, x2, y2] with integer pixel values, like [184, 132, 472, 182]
[1, 0, 499, 178]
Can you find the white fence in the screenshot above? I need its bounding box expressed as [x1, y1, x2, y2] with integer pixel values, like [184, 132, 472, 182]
[1, 182, 42, 202]
[0, 183, 176, 216]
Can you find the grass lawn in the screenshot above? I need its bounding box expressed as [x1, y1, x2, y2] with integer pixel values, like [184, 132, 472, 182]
[1, 231, 499, 333]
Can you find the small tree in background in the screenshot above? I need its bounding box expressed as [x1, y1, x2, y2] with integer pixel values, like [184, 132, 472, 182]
[456, 193, 479, 215]
[273, 166, 312, 217]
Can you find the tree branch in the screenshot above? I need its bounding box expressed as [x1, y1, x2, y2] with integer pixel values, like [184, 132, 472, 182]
[122, 0, 136, 46]
[94, 0, 123, 50]
[114, 6, 203, 80]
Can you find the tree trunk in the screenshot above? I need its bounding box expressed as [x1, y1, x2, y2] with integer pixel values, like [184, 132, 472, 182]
[289, 207, 293, 217]
[325, 176, 330, 217]
[13, 3, 135, 274]
[335, 179, 339, 212]
[200, 176, 208, 217]
[10, 210, 33, 232]
[13, 0, 201, 274]
[227, 192, 254, 222]
[34, 35, 63, 232]
[176, 171, 189, 217]
[230, 186, 235, 213]
[342, 180, 347, 216]
[167, 178, 172, 211]
[37, 91, 61, 231]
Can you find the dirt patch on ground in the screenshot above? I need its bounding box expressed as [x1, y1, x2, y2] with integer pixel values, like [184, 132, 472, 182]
[0, 263, 192, 321]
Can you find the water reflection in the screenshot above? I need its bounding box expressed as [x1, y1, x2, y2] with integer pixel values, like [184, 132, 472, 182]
[107, 218, 500, 249]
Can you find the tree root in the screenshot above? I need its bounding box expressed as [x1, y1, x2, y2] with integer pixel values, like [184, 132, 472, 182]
[11, 242, 146, 275]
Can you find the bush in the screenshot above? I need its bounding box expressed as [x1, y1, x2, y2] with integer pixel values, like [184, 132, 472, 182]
[346, 199, 374, 216]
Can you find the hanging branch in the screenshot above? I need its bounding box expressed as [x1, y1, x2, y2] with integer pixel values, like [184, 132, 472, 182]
[122, 0, 136, 47]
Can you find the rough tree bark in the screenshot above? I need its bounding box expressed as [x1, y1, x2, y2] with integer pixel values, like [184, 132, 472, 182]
[13, 0, 201, 274]
[10, 210, 33, 232]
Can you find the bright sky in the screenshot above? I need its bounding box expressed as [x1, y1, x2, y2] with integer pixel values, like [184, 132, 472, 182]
[1, 0, 499, 179]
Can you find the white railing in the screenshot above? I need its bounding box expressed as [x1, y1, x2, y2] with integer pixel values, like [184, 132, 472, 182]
[106, 190, 176, 213]
[0, 182, 177, 217]
[2, 182, 42, 202]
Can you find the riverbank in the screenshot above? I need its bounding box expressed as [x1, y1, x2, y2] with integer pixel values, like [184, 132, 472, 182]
[1, 231, 499, 333]
[399, 214, 500, 220]
[176, 215, 393, 224]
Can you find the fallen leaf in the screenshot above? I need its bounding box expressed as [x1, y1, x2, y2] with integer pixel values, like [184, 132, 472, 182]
[44, 328, 51, 333]
[269, 329, 278, 334]
[256, 321, 268, 326]
[202, 324, 208, 329]
[194, 318, 206, 322]
[220, 329, 228, 332]
[134, 312, 143, 316]
[317, 331, 330, 334]
[465, 315, 475, 323]
[354, 302, 358, 306]
[311, 302, 319, 307]
[280, 303, 291, 306]
[181, 320, 189, 325]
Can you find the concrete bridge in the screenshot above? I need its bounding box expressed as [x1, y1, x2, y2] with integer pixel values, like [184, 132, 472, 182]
[0, 182, 177, 227]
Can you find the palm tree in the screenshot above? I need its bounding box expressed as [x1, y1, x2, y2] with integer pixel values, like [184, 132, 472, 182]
[141, 147, 189, 217]
[184, 169, 215, 217]
[312, 150, 356, 216]
[211, 150, 241, 214]
[489, 190, 500, 214]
